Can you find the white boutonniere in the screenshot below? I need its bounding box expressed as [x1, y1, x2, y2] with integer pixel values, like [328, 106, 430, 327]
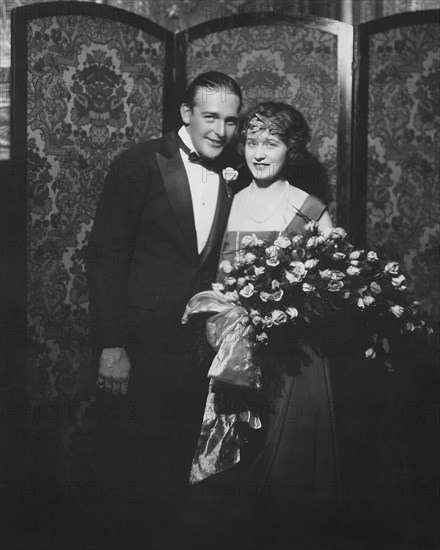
[222, 167, 239, 198]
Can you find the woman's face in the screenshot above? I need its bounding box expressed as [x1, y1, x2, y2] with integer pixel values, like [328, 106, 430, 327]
[244, 128, 288, 185]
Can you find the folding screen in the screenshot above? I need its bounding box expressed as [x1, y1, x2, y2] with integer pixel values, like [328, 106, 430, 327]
[353, 10, 440, 320]
[347, 15, 439, 544]
[11, 1, 173, 406]
[177, 13, 353, 227]
[11, 4, 354, 406]
[8, 5, 355, 481]
[7, 6, 439, 544]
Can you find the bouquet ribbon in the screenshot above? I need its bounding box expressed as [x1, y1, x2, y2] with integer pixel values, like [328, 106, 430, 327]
[182, 290, 262, 482]
[182, 290, 262, 389]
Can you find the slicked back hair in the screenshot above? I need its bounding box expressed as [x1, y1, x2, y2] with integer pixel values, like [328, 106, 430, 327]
[182, 71, 242, 112]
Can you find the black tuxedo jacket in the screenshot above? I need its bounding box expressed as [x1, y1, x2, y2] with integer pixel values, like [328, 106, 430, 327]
[86, 130, 235, 350]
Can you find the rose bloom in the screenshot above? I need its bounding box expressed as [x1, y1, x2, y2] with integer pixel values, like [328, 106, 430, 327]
[291, 235, 304, 245]
[289, 261, 307, 279]
[272, 289, 284, 301]
[285, 271, 299, 284]
[237, 277, 247, 286]
[244, 252, 257, 264]
[365, 347, 376, 359]
[250, 309, 263, 326]
[265, 245, 280, 266]
[222, 167, 239, 181]
[306, 236, 319, 248]
[271, 310, 288, 325]
[304, 221, 318, 232]
[271, 280, 280, 290]
[367, 251, 379, 262]
[239, 284, 255, 298]
[302, 282, 316, 293]
[362, 295, 375, 307]
[349, 259, 359, 266]
[304, 258, 319, 269]
[263, 316, 274, 328]
[253, 266, 265, 277]
[260, 291, 271, 302]
[357, 297, 365, 309]
[390, 304, 405, 317]
[346, 265, 361, 276]
[370, 281, 382, 294]
[266, 257, 280, 267]
[331, 227, 347, 239]
[384, 261, 400, 275]
[328, 280, 344, 292]
[349, 250, 362, 260]
[224, 276, 237, 286]
[256, 332, 268, 343]
[265, 245, 280, 261]
[404, 321, 415, 332]
[286, 307, 299, 319]
[391, 274, 406, 289]
[242, 234, 264, 247]
[233, 251, 246, 267]
[274, 235, 291, 248]
[319, 269, 333, 280]
[331, 270, 345, 280]
[219, 260, 233, 273]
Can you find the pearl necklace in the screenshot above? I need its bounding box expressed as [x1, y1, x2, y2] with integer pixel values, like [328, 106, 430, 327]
[245, 180, 290, 223]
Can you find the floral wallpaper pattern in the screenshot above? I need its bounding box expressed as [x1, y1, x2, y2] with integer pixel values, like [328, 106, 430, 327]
[367, 23, 439, 320]
[186, 25, 338, 217]
[26, 15, 165, 406]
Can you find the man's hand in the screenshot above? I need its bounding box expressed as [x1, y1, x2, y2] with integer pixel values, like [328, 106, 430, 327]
[96, 347, 131, 396]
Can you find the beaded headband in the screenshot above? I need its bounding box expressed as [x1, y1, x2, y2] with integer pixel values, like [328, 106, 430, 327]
[247, 113, 284, 135]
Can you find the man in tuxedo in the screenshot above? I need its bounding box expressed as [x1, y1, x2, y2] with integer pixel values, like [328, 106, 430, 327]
[86, 72, 242, 543]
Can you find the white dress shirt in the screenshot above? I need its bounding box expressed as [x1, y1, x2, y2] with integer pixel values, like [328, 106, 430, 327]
[178, 126, 220, 254]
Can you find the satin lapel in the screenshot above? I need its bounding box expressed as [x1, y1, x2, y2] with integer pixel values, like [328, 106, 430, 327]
[200, 179, 233, 265]
[156, 151, 198, 260]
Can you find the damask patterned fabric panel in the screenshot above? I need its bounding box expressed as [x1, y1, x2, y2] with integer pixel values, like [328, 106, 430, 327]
[186, 25, 338, 215]
[367, 24, 439, 319]
[27, 15, 165, 401]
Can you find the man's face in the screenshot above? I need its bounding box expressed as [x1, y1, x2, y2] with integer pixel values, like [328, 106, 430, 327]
[180, 87, 240, 159]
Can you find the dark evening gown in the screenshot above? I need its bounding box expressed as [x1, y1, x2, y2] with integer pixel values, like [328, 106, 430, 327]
[184, 196, 341, 550]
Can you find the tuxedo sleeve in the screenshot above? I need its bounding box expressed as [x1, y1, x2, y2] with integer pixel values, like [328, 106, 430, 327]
[86, 149, 148, 348]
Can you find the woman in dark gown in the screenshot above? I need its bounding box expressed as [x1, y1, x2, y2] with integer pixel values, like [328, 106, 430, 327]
[184, 103, 340, 550]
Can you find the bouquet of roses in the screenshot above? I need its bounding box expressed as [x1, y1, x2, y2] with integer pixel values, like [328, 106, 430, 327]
[183, 221, 432, 385]
[181, 221, 434, 483]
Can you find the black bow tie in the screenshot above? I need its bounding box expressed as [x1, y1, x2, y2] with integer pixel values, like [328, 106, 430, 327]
[178, 136, 220, 172]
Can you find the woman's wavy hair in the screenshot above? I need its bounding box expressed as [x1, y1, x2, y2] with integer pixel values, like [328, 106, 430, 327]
[238, 102, 310, 162]
[235, 102, 331, 203]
